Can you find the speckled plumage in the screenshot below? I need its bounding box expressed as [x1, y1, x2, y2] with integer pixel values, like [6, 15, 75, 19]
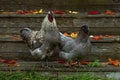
[59, 25, 92, 60]
[20, 11, 61, 60]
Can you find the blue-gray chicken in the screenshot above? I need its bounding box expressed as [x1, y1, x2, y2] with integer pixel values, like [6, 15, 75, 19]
[20, 11, 61, 59]
[59, 25, 91, 60]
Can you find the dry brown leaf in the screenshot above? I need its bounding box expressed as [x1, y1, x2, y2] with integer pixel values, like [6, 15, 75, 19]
[80, 61, 91, 65]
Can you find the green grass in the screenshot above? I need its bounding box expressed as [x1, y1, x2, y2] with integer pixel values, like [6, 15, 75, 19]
[0, 71, 115, 80]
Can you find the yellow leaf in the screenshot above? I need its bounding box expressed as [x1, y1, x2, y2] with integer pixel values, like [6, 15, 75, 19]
[71, 32, 78, 38]
[39, 9, 43, 14]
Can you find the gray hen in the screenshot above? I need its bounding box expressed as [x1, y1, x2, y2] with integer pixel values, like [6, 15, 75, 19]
[59, 25, 91, 60]
[20, 11, 61, 59]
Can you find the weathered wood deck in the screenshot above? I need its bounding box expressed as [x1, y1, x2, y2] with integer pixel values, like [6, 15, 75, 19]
[0, 61, 120, 72]
[0, 14, 120, 60]
[0, 14, 120, 78]
[0, 35, 120, 61]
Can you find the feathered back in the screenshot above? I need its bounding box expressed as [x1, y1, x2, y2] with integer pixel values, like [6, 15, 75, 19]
[59, 25, 91, 60]
[20, 11, 61, 59]
[20, 28, 42, 50]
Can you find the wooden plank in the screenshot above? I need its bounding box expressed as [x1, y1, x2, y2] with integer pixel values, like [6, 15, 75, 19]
[0, 17, 120, 35]
[0, 35, 119, 61]
[86, 13, 120, 18]
[0, 39, 120, 53]
[0, 42, 120, 61]
[0, 14, 120, 35]
[0, 27, 120, 35]
[0, 52, 120, 61]
[0, 35, 120, 42]
[60, 27, 120, 35]
[0, 61, 120, 72]
[0, 14, 78, 18]
[1, 13, 120, 18]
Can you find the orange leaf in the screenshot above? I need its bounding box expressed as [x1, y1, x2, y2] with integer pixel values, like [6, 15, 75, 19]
[80, 61, 91, 65]
[92, 36, 103, 40]
[63, 32, 70, 37]
[70, 32, 78, 38]
[53, 10, 65, 14]
[105, 10, 116, 15]
[108, 58, 120, 66]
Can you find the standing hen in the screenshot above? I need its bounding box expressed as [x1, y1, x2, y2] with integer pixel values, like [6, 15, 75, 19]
[59, 25, 91, 60]
[20, 11, 61, 59]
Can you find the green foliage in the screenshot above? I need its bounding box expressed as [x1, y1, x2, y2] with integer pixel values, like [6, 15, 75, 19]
[88, 60, 100, 67]
[0, 71, 115, 80]
[64, 73, 99, 80]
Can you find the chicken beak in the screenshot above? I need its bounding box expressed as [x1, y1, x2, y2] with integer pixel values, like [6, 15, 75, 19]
[48, 11, 54, 22]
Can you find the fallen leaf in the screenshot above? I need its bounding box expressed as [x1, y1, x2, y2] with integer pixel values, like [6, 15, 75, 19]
[69, 11, 79, 14]
[56, 60, 65, 63]
[105, 10, 116, 15]
[53, 10, 65, 14]
[4, 59, 16, 64]
[17, 10, 24, 14]
[70, 32, 78, 38]
[38, 9, 43, 14]
[80, 61, 91, 65]
[70, 61, 78, 66]
[63, 32, 70, 37]
[63, 32, 78, 38]
[92, 35, 104, 40]
[108, 58, 120, 66]
[88, 10, 101, 15]
[0, 57, 20, 67]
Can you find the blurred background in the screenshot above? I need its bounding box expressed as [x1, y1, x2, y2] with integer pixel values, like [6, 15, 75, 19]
[0, 0, 119, 12]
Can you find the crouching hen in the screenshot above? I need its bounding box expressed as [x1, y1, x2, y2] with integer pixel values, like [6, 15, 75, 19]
[20, 11, 61, 59]
[59, 25, 91, 60]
